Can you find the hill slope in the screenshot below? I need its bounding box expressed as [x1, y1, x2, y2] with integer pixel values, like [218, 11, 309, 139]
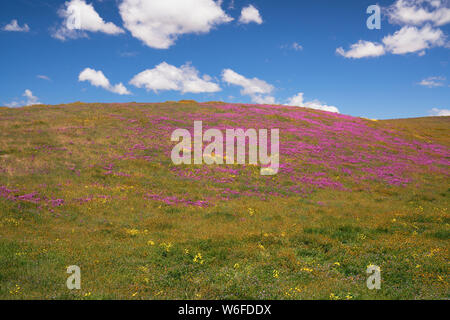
[0, 102, 448, 299]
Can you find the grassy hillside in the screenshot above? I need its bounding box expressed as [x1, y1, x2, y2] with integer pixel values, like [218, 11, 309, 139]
[0, 102, 448, 299]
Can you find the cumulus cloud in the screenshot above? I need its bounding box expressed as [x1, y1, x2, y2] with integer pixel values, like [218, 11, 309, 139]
[221, 68, 275, 104]
[418, 76, 446, 87]
[382, 24, 445, 54]
[129, 62, 221, 94]
[336, 40, 385, 58]
[239, 5, 263, 24]
[285, 93, 339, 113]
[53, 0, 124, 40]
[252, 95, 276, 104]
[2, 19, 30, 32]
[119, 0, 233, 49]
[338, 24, 446, 58]
[337, 1, 449, 58]
[23, 89, 40, 105]
[429, 107, 450, 116]
[5, 89, 41, 108]
[221, 70, 339, 110]
[222, 69, 273, 95]
[78, 68, 131, 95]
[386, 0, 450, 26]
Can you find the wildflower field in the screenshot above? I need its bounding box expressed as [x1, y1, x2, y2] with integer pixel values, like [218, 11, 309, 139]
[0, 101, 448, 299]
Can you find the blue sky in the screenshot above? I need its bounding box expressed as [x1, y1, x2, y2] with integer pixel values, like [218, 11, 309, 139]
[0, 0, 449, 119]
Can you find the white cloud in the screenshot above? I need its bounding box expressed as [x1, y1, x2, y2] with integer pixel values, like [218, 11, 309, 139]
[221, 68, 275, 104]
[37, 75, 51, 81]
[221, 70, 338, 109]
[4, 101, 21, 108]
[285, 93, 339, 113]
[336, 40, 385, 58]
[337, 1, 449, 59]
[222, 69, 273, 95]
[53, 0, 124, 40]
[429, 107, 450, 116]
[119, 51, 138, 57]
[382, 24, 446, 54]
[337, 25, 446, 58]
[23, 89, 40, 105]
[2, 19, 30, 32]
[292, 42, 303, 51]
[130, 62, 221, 94]
[386, 0, 450, 26]
[78, 68, 131, 95]
[5, 89, 41, 108]
[119, 0, 233, 49]
[281, 42, 303, 51]
[252, 95, 276, 104]
[418, 76, 446, 87]
[239, 5, 263, 24]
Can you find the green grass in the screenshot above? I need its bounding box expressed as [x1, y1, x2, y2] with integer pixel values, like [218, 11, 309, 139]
[0, 102, 448, 300]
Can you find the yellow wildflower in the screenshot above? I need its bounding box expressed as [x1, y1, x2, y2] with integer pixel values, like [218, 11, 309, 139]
[160, 242, 173, 252]
[9, 284, 21, 295]
[193, 253, 204, 264]
[138, 266, 149, 273]
[125, 228, 139, 236]
[329, 293, 340, 300]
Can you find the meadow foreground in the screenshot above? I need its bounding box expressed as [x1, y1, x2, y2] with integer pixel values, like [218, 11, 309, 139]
[0, 102, 448, 299]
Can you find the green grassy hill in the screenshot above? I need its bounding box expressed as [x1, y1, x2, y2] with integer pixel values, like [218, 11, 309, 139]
[0, 102, 448, 299]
